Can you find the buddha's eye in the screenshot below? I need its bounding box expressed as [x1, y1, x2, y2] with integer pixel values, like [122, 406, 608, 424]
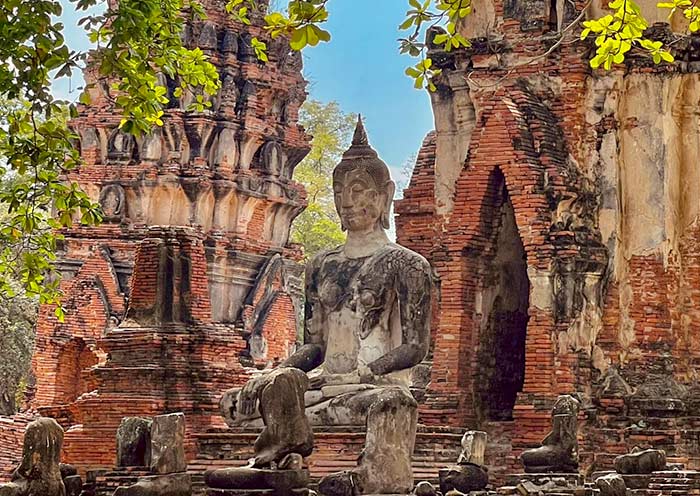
[349, 181, 368, 192]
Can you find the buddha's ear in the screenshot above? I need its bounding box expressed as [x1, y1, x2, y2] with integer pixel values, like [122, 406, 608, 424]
[381, 180, 396, 230]
[334, 197, 347, 231]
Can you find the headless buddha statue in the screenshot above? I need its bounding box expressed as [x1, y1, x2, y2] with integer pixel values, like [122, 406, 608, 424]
[223, 117, 432, 495]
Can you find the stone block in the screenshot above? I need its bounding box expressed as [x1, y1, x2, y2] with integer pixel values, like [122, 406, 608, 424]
[620, 474, 652, 489]
[207, 489, 309, 496]
[150, 413, 186, 475]
[63, 475, 83, 496]
[205, 468, 309, 491]
[595, 473, 626, 496]
[506, 473, 583, 487]
[614, 449, 666, 474]
[117, 417, 152, 467]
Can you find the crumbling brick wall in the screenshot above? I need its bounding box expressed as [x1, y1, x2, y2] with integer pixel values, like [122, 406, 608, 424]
[397, 0, 700, 479]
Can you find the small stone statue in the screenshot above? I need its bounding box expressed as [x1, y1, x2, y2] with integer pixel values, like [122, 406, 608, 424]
[218, 116, 433, 496]
[107, 129, 136, 162]
[521, 395, 580, 473]
[458, 430, 487, 465]
[0, 418, 66, 496]
[438, 431, 488, 493]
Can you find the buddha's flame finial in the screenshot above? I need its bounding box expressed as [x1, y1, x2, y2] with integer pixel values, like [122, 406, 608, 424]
[352, 114, 369, 146]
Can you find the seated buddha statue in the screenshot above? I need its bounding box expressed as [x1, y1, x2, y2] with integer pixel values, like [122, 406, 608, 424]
[220, 116, 433, 495]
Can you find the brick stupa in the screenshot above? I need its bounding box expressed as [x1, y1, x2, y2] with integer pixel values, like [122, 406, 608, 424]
[5, 0, 310, 475]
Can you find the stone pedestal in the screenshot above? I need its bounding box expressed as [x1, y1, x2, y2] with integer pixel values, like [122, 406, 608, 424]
[113, 473, 191, 496]
[150, 414, 186, 475]
[117, 417, 152, 467]
[205, 467, 309, 496]
[112, 413, 191, 496]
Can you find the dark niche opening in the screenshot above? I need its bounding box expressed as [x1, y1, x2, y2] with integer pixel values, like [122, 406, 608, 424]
[477, 182, 530, 421]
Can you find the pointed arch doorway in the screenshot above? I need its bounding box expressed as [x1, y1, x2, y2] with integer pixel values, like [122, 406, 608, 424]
[474, 171, 530, 422]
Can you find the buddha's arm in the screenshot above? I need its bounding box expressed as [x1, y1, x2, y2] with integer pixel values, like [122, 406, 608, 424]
[280, 343, 323, 372]
[279, 254, 326, 373]
[367, 253, 432, 376]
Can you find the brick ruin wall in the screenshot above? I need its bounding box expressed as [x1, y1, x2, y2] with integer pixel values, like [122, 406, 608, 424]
[396, 0, 700, 482]
[1, 0, 310, 480]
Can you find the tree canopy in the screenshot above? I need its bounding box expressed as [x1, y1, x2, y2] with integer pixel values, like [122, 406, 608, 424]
[291, 100, 354, 260]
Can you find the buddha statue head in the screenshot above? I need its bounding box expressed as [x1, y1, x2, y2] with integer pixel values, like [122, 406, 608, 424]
[333, 116, 395, 233]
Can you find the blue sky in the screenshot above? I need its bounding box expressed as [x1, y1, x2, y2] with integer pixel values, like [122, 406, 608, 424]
[56, 0, 435, 182]
[301, 0, 434, 181]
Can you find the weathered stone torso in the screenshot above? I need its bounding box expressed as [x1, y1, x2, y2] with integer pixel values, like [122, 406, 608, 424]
[311, 242, 426, 386]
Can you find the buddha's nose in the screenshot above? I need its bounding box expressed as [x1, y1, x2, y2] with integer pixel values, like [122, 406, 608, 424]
[340, 190, 354, 208]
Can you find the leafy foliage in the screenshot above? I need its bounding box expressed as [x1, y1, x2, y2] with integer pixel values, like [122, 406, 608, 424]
[581, 0, 673, 69]
[226, 0, 470, 91]
[0, 0, 221, 309]
[0, 189, 37, 415]
[399, 0, 471, 90]
[0, 287, 36, 415]
[0, 96, 96, 315]
[290, 100, 355, 260]
[658, 0, 700, 32]
[230, 0, 693, 89]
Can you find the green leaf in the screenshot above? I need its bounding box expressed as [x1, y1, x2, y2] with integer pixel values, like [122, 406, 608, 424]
[400, 17, 415, 30]
[290, 27, 308, 50]
[660, 50, 675, 62]
[433, 33, 449, 45]
[405, 67, 421, 77]
[78, 91, 92, 105]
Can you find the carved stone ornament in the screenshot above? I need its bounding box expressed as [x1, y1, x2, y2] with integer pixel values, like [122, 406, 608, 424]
[107, 129, 136, 162]
[99, 184, 126, 222]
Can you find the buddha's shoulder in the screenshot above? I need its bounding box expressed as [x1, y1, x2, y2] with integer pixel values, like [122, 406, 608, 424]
[307, 245, 344, 270]
[374, 243, 431, 273]
[308, 243, 430, 273]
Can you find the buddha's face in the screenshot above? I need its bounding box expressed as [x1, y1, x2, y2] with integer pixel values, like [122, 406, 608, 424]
[333, 168, 386, 233]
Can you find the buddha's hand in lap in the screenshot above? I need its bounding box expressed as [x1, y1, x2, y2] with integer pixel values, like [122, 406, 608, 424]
[308, 365, 374, 389]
